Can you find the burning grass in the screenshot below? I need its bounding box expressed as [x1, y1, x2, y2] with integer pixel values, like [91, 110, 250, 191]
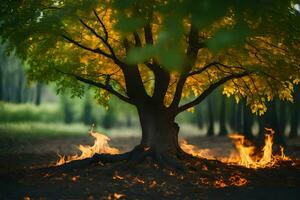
[2, 130, 300, 199]
[56, 125, 119, 166]
[221, 129, 292, 168]
[55, 126, 293, 170]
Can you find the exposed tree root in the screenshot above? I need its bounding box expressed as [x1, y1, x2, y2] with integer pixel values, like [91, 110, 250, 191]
[46, 145, 194, 174]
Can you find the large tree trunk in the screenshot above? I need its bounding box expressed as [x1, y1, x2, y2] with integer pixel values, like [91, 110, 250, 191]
[56, 104, 190, 173]
[137, 106, 179, 154]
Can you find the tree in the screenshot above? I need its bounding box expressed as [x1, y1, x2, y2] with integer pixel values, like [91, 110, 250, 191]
[1, 1, 299, 168]
[102, 109, 115, 129]
[61, 95, 74, 124]
[219, 94, 227, 136]
[82, 92, 95, 125]
[242, 100, 254, 140]
[35, 82, 43, 106]
[194, 104, 204, 129]
[206, 96, 215, 136]
[290, 85, 300, 138]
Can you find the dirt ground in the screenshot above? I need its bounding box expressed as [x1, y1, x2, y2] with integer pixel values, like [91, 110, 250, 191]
[0, 133, 300, 200]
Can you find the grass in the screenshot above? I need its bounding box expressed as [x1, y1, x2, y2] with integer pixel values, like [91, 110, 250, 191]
[0, 122, 92, 155]
[0, 122, 92, 139]
[0, 102, 63, 122]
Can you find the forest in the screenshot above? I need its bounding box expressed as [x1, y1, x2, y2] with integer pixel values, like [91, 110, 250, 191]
[0, 0, 300, 199]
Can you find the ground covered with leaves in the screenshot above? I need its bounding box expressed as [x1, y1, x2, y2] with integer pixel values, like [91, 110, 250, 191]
[0, 134, 300, 200]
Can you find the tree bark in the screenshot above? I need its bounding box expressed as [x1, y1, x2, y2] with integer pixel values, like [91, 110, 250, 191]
[0, 64, 3, 101]
[206, 97, 215, 136]
[229, 99, 236, 130]
[278, 101, 287, 135]
[137, 106, 179, 154]
[264, 101, 286, 146]
[35, 83, 43, 106]
[195, 105, 204, 129]
[219, 95, 227, 136]
[235, 102, 243, 132]
[289, 85, 300, 138]
[242, 101, 254, 140]
[15, 67, 24, 103]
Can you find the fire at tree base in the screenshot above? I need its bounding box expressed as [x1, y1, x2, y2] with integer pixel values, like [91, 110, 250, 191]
[55, 127, 293, 171]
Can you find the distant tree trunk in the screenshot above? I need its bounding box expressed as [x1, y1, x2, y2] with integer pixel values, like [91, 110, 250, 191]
[242, 101, 254, 139]
[264, 101, 285, 146]
[257, 116, 265, 140]
[82, 96, 94, 125]
[229, 99, 236, 130]
[62, 97, 74, 124]
[235, 102, 242, 132]
[15, 67, 24, 103]
[3, 73, 10, 101]
[102, 110, 115, 129]
[0, 65, 3, 101]
[290, 85, 300, 138]
[126, 114, 132, 127]
[195, 105, 204, 129]
[35, 83, 43, 106]
[206, 97, 214, 136]
[278, 101, 287, 136]
[219, 95, 227, 136]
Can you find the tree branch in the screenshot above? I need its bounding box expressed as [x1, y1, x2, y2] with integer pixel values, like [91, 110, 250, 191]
[78, 18, 121, 64]
[61, 34, 113, 59]
[55, 69, 133, 105]
[93, 9, 108, 42]
[175, 71, 251, 114]
[169, 24, 201, 110]
[144, 23, 153, 45]
[133, 32, 142, 47]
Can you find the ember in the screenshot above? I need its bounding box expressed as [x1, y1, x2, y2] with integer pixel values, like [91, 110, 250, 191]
[229, 175, 248, 186]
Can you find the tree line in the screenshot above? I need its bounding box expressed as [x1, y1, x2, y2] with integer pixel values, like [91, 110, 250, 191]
[0, 43, 43, 105]
[194, 89, 300, 144]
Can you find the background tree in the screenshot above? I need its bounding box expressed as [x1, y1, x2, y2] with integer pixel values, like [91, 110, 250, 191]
[35, 83, 43, 106]
[81, 91, 95, 125]
[290, 85, 300, 138]
[206, 95, 215, 137]
[1, 0, 299, 168]
[219, 92, 228, 136]
[242, 100, 254, 140]
[61, 95, 74, 124]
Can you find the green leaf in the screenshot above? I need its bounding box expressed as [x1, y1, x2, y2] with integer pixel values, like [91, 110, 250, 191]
[125, 45, 155, 64]
[158, 49, 183, 71]
[114, 16, 145, 33]
[207, 23, 250, 52]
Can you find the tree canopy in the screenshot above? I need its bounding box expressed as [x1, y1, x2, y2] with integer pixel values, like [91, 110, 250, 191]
[1, 0, 300, 115]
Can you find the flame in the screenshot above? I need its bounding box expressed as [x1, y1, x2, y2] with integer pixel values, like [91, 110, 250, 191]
[55, 126, 119, 166]
[180, 128, 291, 169]
[180, 140, 215, 160]
[223, 128, 291, 168]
